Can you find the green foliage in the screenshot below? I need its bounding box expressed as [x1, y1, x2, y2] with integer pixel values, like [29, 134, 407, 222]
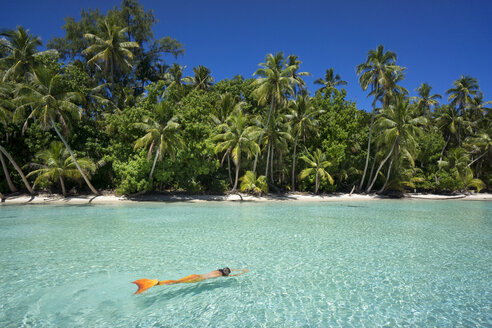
[1, 13, 490, 196]
[23, 124, 56, 156]
[314, 68, 347, 97]
[214, 108, 261, 191]
[1, 26, 57, 82]
[213, 77, 257, 107]
[310, 92, 369, 189]
[27, 141, 96, 195]
[48, 0, 184, 105]
[299, 148, 334, 193]
[435, 169, 464, 192]
[240, 171, 268, 195]
[48, 8, 103, 60]
[183, 65, 214, 90]
[112, 149, 150, 194]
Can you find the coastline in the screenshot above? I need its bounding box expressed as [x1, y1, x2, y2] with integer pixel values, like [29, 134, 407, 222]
[1, 192, 491, 205]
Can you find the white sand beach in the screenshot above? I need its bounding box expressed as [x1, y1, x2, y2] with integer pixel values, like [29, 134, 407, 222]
[1, 192, 491, 205]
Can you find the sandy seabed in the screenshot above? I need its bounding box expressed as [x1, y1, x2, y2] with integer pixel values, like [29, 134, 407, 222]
[1, 192, 491, 205]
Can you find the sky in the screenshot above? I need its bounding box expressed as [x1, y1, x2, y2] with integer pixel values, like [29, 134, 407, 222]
[1, 0, 491, 111]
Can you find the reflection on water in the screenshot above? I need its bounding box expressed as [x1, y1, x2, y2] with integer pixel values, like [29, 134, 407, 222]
[0, 200, 491, 327]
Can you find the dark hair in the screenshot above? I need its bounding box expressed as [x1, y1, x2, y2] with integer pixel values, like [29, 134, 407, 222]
[218, 267, 231, 276]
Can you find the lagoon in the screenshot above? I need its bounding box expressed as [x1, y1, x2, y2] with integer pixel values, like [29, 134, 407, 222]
[1, 200, 491, 327]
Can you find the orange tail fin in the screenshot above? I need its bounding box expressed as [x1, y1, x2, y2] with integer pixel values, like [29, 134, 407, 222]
[132, 279, 159, 294]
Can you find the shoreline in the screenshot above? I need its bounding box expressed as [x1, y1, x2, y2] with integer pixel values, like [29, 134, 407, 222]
[1, 192, 491, 205]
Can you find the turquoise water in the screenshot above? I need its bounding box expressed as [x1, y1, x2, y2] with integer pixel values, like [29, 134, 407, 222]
[0, 200, 491, 327]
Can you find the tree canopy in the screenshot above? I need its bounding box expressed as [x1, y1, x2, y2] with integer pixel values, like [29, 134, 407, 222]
[0, 1, 489, 196]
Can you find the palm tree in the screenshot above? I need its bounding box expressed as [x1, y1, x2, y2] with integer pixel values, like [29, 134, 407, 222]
[465, 132, 491, 172]
[314, 68, 347, 97]
[252, 52, 297, 171]
[459, 167, 485, 193]
[0, 146, 35, 194]
[261, 110, 291, 184]
[161, 63, 187, 100]
[0, 85, 33, 194]
[285, 55, 310, 96]
[211, 93, 245, 185]
[0, 26, 57, 82]
[446, 75, 479, 115]
[468, 93, 491, 122]
[182, 65, 214, 90]
[155, 62, 170, 81]
[366, 95, 426, 193]
[411, 82, 441, 117]
[446, 75, 480, 145]
[134, 102, 184, 181]
[299, 148, 334, 194]
[356, 45, 404, 191]
[436, 105, 465, 156]
[14, 67, 98, 194]
[214, 110, 260, 191]
[27, 141, 96, 196]
[240, 171, 268, 195]
[438, 147, 469, 174]
[163, 63, 185, 88]
[438, 148, 485, 192]
[0, 82, 16, 192]
[287, 95, 322, 191]
[210, 93, 243, 126]
[82, 19, 139, 91]
[370, 69, 408, 108]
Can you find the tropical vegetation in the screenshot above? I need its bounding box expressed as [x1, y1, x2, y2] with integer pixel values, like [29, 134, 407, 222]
[0, 0, 489, 196]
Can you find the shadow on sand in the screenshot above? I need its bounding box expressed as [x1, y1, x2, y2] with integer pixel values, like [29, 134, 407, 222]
[125, 192, 303, 203]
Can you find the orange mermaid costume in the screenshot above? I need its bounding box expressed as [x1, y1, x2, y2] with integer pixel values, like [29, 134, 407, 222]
[132, 267, 248, 294]
[132, 274, 204, 294]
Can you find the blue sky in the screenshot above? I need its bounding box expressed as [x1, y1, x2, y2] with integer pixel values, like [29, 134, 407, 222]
[2, 0, 491, 111]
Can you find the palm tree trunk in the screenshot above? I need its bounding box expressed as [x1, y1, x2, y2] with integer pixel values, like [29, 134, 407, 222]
[358, 106, 376, 190]
[264, 144, 270, 178]
[378, 159, 394, 193]
[366, 136, 398, 193]
[436, 134, 452, 184]
[291, 134, 299, 192]
[50, 119, 99, 195]
[0, 145, 34, 194]
[458, 124, 461, 146]
[227, 154, 233, 186]
[315, 171, 319, 194]
[366, 144, 379, 190]
[477, 159, 483, 178]
[270, 144, 275, 184]
[0, 151, 17, 192]
[59, 176, 66, 197]
[439, 135, 451, 161]
[253, 96, 275, 172]
[111, 58, 115, 99]
[149, 148, 160, 180]
[232, 152, 240, 192]
[279, 153, 283, 185]
[468, 149, 488, 167]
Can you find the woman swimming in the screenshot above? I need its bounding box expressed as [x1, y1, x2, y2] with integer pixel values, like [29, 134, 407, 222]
[132, 267, 249, 294]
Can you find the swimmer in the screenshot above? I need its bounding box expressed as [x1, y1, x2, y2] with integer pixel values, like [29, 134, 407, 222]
[132, 267, 249, 294]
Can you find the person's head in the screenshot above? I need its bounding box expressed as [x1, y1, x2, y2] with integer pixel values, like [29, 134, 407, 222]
[220, 267, 231, 276]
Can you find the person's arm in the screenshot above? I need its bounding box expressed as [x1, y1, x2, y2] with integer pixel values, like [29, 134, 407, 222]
[228, 269, 249, 277]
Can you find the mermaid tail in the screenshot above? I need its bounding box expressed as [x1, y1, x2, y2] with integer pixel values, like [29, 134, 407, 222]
[132, 274, 204, 294]
[132, 279, 159, 294]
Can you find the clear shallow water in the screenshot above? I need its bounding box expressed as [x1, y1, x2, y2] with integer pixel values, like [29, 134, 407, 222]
[0, 200, 491, 327]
